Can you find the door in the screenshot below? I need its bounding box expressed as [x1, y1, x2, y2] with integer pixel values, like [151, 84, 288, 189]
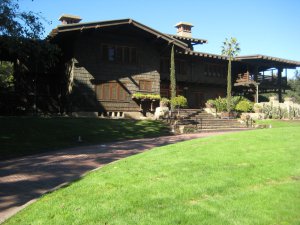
[192, 92, 204, 108]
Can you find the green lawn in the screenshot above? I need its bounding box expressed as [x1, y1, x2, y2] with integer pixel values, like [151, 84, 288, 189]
[0, 117, 171, 160]
[5, 120, 300, 225]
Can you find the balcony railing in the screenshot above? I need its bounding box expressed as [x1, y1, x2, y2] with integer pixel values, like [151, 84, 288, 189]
[235, 72, 287, 87]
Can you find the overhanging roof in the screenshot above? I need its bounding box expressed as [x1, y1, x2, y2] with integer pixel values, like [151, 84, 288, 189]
[183, 50, 228, 60]
[166, 34, 207, 45]
[49, 18, 189, 50]
[235, 54, 300, 68]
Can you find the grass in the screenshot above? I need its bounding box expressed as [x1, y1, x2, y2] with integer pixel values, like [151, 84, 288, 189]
[5, 120, 300, 225]
[0, 117, 171, 160]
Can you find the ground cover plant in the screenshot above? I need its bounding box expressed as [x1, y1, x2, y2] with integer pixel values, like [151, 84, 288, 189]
[0, 117, 170, 160]
[5, 120, 300, 224]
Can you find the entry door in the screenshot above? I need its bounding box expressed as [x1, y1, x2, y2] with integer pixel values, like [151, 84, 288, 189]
[193, 92, 204, 108]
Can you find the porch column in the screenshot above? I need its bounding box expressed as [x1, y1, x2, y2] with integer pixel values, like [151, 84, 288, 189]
[254, 66, 259, 82]
[277, 67, 283, 102]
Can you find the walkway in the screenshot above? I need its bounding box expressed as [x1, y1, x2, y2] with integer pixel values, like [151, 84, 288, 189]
[0, 131, 241, 223]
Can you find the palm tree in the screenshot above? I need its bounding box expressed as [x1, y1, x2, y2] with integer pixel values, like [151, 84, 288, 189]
[221, 37, 240, 112]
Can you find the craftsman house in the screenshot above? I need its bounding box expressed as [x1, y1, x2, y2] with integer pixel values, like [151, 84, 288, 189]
[50, 15, 300, 118]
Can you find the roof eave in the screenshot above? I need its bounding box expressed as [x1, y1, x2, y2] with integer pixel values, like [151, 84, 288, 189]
[51, 18, 189, 50]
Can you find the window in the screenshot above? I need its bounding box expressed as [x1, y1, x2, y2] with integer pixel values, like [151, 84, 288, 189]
[160, 83, 183, 98]
[160, 58, 187, 75]
[102, 44, 137, 64]
[160, 58, 170, 73]
[96, 82, 128, 101]
[139, 80, 152, 92]
[108, 47, 115, 61]
[176, 60, 187, 75]
[204, 63, 226, 77]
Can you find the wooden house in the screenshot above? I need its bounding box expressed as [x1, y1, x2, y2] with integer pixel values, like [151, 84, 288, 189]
[50, 15, 300, 118]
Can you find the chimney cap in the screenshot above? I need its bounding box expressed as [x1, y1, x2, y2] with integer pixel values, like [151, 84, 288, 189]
[59, 14, 82, 24]
[175, 22, 193, 28]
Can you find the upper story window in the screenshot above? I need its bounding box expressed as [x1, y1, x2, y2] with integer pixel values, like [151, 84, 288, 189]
[139, 80, 152, 92]
[160, 58, 187, 75]
[204, 63, 226, 78]
[102, 44, 137, 64]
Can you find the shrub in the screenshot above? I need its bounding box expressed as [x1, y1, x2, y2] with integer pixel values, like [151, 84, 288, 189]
[206, 96, 252, 112]
[160, 98, 170, 107]
[206, 99, 215, 108]
[235, 100, 254, 112]
[253, 103, 262, 113]
[132, 93, 161, 100]
[214, 97, 227, 112]
[171, 95, 188, 108]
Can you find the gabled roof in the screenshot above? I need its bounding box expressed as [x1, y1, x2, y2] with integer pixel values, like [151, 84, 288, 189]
[235, 54, 300, 68]
[50, 18, 189, 50]
[166, 34, 207, 45]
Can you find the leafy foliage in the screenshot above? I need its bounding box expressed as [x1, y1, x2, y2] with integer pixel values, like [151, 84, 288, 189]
[160, 97, 170, 106]
[0, 61, 13, 89]
[0, 0, 46, 39]
[171, 95, 187, 108]
[235, 100, 254, 112]
[286, 70, 300, 103]
[132, 92, 161, 100]
[206, 96, 251, 112]
[221, 37, 240, 112]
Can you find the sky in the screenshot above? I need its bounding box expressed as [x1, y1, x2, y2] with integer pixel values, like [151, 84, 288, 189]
[20, 0, 300, 77]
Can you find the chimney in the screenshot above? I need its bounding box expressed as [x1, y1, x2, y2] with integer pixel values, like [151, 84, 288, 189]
[175, 22, 193, 37]
[59, 14, 82, 25]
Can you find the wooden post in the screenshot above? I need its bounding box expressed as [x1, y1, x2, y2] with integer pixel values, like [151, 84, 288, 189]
[277, 67, 283, 102]
[256, 83, 259, 103]
[254, 66, 258, 82]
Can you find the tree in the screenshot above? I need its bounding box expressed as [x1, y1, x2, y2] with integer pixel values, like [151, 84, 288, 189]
[171, 95, 187, 116]
[0, 0, 45, 39]
[0, 1, 63, 115]
[287, 70, 300, 103]
[170, 45, 176, 99]
[221, 37, 240, 112]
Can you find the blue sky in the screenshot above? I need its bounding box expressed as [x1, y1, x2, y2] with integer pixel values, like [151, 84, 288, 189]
[20, 0, 300, 76]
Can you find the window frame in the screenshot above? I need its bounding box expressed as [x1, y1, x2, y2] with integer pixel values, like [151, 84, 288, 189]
[101, 44, 138, 65]
[139, 80, 152, 92]
[95, 82, 129, 102]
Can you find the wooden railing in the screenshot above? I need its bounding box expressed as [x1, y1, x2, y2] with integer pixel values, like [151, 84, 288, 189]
[236, 72, 287, 86]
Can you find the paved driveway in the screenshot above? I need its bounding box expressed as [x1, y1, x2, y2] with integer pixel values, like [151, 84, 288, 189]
[0, 131, 241, 223]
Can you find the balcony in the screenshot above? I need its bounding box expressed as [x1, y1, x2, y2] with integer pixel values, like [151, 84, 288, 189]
[235, 72, 287, 89]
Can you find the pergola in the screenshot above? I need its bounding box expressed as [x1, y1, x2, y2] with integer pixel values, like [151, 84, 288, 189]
[234, 54, 300, 102]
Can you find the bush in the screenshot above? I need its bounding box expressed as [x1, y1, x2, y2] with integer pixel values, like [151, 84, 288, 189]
[206, 96, 252, 112]
[235, 100, 254, 112]
[206, 99, 215, 108]
[132, 93, 161, 100]
[171, 95, 188, 108]
[160, 98, 170, 107]
[213, 97, 227, 112]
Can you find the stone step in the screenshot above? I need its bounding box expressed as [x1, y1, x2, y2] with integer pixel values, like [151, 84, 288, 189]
[199, 125, 246, 128]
